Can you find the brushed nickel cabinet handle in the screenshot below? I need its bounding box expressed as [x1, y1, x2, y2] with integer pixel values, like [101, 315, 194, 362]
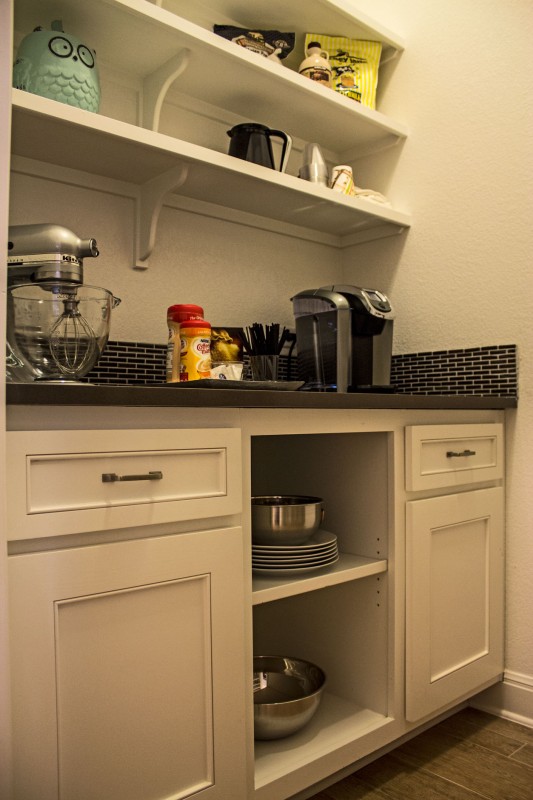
[446, 450, 476, 458]
[102, 471, 163, 482]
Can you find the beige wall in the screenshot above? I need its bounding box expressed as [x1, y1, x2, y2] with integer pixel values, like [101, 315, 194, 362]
[345, 0, 533, 699]
[9, 1, 532, 705]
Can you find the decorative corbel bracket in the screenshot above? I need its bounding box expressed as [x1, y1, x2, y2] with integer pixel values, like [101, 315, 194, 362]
[134, 164, 189, 269]
[142, 49, 191, 132]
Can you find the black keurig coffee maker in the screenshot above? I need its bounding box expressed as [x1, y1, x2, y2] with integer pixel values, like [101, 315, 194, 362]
[291, 285, 395, 392]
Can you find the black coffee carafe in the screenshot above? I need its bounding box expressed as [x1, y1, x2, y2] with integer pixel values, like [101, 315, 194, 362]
[227, 123, 292, 172]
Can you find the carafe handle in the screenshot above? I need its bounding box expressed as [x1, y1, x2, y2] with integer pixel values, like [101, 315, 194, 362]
[268, 130, 292, 173]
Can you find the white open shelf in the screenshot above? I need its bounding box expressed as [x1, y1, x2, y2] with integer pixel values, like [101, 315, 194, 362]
[13, 0, 411, 260]
[254, 693, 392, 795]
[12, 90, 410, 250]
[14, 0, 407, 156]
[252, 553, 388, 604]
[159, 0, 406, 63]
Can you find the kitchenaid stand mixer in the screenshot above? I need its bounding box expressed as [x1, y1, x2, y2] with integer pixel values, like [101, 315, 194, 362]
[6, 223, 120, 383]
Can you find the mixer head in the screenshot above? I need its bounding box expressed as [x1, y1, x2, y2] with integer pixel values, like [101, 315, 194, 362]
[7, 223, 99, 285]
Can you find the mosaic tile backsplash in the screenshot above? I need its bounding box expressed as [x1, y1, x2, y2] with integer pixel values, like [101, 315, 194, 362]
[390, 344, 517, 396]
[86, 341, 518, 397]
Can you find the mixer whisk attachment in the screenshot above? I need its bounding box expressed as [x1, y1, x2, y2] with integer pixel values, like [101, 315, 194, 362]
[7, 281, 120, 383]
[49, 289, 98, 376]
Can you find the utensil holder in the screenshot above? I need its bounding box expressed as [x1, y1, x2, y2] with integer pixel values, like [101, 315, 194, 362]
[250, 354, 279, 381]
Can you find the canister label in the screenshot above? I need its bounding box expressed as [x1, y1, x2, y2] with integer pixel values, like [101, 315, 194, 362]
[166, 322, 180, 383]
[180, 334, 211, 381]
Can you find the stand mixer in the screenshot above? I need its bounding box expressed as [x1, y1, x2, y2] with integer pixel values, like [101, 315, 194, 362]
[6, 223, 120, 383]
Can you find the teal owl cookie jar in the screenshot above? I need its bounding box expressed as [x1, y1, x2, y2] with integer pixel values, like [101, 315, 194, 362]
[13, 19, 100, 113]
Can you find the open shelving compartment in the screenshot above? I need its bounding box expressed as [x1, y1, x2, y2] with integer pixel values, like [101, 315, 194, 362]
[12, 0, 410, 265]
[250, 431, 396, 798]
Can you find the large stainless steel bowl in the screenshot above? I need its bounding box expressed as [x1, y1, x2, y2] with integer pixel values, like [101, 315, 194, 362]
[251, 495, 324, 545]
[253, 656, 326, 740]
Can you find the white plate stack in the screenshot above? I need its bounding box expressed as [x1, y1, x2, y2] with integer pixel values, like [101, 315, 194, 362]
[252, 530, 339, 576]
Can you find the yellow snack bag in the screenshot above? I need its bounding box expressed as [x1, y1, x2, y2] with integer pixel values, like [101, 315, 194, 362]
[304, 34, 382, 110]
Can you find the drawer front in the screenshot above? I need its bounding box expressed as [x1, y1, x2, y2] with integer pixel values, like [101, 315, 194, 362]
[7, 428, 241, 540]
[405, 423, 503, 491]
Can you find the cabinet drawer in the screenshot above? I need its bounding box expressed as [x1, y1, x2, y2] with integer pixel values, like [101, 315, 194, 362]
[7, 428, 241, 540]
[405, 423, 503, 491]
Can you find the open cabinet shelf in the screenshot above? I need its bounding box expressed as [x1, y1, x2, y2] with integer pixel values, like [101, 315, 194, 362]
[252, 552, 388, 604]
[254, 694, 392, 797]
[250, 430, 393, 799]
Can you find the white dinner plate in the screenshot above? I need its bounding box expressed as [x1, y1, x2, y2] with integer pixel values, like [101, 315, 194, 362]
[252, 548, 338, 565]
[252, 550, 338, 568]
[251, 530, 337, 552]
[252, 543, 337, 557]
[252, 556, 340, 576]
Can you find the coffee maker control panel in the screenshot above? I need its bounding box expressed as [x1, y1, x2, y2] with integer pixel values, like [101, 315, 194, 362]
[364, 290, 391, 314]
[321, 285, 394, 319]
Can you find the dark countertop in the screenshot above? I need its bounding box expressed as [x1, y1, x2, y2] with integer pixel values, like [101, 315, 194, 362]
[5, 382, 517, 410]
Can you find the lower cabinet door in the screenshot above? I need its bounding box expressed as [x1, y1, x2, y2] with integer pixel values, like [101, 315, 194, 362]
[8, 528, 247, 800]
[406, 487, 504, 722]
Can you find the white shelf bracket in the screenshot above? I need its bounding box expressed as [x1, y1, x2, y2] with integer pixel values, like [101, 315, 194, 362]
[134, 164, 189, 269]
[340, 223, 407, 248]
[380, 48, 402, 67]
[142, 48, 191, 132]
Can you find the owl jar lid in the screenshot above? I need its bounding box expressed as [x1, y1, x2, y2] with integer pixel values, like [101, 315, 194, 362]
[13, 19, 101, 114]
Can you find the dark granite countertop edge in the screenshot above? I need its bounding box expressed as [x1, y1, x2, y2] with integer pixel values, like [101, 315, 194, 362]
[5, 383, 517, 410]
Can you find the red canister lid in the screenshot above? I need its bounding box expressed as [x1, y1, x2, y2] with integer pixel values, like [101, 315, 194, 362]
[167, 304, 204, 322]
[180, 319, 211, 329]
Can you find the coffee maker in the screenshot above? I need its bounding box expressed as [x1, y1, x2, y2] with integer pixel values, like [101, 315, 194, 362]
[291, 285, 395, 392]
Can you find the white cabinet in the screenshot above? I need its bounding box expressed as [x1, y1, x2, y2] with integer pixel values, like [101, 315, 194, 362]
[4, 409, 508, 800]
[405, 424, 505, 722]
[11, 0, 410, 257]
[6, 426, 246, 800]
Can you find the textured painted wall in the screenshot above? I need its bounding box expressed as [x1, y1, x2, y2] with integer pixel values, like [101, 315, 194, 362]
[343, 0, 533, 686]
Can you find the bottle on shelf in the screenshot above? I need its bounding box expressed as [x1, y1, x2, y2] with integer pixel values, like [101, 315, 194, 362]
[298, 42, 332, 88]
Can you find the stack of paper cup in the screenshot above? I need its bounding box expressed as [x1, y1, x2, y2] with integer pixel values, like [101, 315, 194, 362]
[299, 142, 329, 186]
[330, 165, 356, 196]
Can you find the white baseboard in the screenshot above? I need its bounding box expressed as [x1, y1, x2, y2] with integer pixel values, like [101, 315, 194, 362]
[469, 670, 533, 729]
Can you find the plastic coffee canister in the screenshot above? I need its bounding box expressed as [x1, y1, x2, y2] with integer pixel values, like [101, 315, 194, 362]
[179, 319, 212, 382]
[166, 304, 204, 383]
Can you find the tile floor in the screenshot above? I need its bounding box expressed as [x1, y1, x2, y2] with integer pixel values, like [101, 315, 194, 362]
[304, 708, 533, 800]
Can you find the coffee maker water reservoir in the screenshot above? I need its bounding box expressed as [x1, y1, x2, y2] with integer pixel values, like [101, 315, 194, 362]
[291, 285, 395, 392]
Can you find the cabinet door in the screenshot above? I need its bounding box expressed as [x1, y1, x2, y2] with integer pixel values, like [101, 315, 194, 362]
[406, 487, 504, 722]
[8, 528, 246, 800]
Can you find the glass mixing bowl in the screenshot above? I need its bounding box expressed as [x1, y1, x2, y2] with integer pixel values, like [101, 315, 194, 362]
[7, 282, 121, 383]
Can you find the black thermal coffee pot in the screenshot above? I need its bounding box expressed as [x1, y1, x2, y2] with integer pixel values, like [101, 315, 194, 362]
[227, 123, 292, 172]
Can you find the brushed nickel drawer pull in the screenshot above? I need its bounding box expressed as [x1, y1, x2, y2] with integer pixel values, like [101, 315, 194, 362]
[102, 471, 163, 482]
[446, 449, 476, 458]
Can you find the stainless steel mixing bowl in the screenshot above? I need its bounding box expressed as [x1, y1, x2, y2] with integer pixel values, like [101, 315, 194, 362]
[253, 655, 326, 740]
[251, 495, 324, 545]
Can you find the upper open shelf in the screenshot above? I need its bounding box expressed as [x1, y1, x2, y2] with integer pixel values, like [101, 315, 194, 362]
[157, 0, 406, 64]
[12, 90, 411, 252]
[13, 0, 408, 158]
[12, 0, 410, 260]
